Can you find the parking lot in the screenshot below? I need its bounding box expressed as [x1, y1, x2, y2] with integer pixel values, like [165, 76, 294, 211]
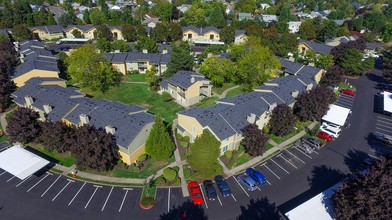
[335, 93, 355, 109]
[375, 115, 392, 137]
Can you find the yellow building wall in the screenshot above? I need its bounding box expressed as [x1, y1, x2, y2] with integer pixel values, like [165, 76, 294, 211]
[314, 69, 324, 84]
[183, 30, 198, 41]
[84, 28, 97, 39]
[298, 43, 311, 54]
[118, 145, 146, 165]
[40, 80, 67, 87]
[112, 63, 126, 75]
[185, 81, 203, 99]
[66, 28, 84, 38]
[111, 29, 124, 40]
[202, 31, 220, 41]
[32, 30, 63, 40]
[177, 114, 204, 138]
[13, 69, 59, 87]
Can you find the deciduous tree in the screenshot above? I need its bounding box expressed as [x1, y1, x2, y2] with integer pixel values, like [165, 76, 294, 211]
[58, 12, 75, 27]
[240, 124, 269, 156]
[0, 73, 17, 111]
[11, 24, 32, 42]
[383, 49, 392, 83]
[268, 104, 297, 136]
[220, 26, 235, 44]
[111, 40, 131, 52]
[200, 57, 235, 86]
[96, 24, 112, 41]
[121, 24, 137, 42]
[319, 65, 345, 87]
[6, 107, 41, 143]
[145, 117, 175, 160]
[338, 49, 374, 75]
[135, 36, 158, 53]
[39, 121, 75, 153]
[72, 29, 83, 38]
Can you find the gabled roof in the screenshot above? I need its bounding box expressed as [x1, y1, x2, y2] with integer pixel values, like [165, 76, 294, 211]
[64, 25, 96, 32]
[277, 57, 304, 74]
[18, 40, 45, 51]
[299, 39, 333, 55]
[160, 71, 209, 90]
[12, 59, 59, 78]
[20, 48, 54, 62]
[29, 25, 64, 34]
[182, 25, 220, 35]
[111, 53, 128, 63]
[366, 42, 384, 50]
[235, 30, 246, 37]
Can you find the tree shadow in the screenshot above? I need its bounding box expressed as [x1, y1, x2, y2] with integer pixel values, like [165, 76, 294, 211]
[343, 149, 370, 173]
[373, 94, 384, 114]
[365, 72, 387, 84]
[159, 200, 208, 220]
[237, 197, 284, 220]
[367, 133, 392, 158]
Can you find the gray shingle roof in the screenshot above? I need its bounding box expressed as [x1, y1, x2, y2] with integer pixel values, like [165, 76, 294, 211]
[18, 40, 45, 51]
[299, 39, 333, 55]
[12, 59, 59, 78]
[366, 42, 384, 50]
[111, 53, 128, 63]
[64, 25, 96, 32]
[29, 25, 64, 34]
[160, 71, 208, 90]
[277, 57, 304, 74]
[234, 30, 246, 37]
[182, 25, 220, 35]
[20, 49, 54, 62]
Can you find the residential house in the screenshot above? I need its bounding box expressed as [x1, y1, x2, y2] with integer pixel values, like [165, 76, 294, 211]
[64, 25, 97, 39]
[325, 36, 384, 53]
[276, 57, 324, 83]
[11, 77, 155, 165]
[259, 3, 271, 10]
[108, 53, 128, 74]
[182, 25, 221, 43]
[238, 13, 253, 21]
[176, 59, 322, 154]
[142, 18, 160, 28]
[28, 25, 64, 41]
[177, 4, 191, 13]
[261, 14, 278, 23]
[234, 30, 247, 45]
[298, 39, 333, 55]
[109, 26, 124, 40]
[159, 71, 212, 107]
[288, 21, 302, 33]
[16, 40, 46, 52]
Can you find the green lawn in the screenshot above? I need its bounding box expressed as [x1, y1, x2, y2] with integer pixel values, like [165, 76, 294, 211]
[122, 74, 147, 82]
[268, 121, 312, 144]
[0, 121, 8, 142]
[81, 83, 184, 124]
[212, 82, 237, 95]
[226, 87, 245, 98]
[264, 142, 274, 152]
[194, 97, 218, 107]
[26, 145, 76, 167]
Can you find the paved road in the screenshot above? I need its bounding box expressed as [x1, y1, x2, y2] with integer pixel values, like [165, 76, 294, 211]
[0, 70, 391, 220]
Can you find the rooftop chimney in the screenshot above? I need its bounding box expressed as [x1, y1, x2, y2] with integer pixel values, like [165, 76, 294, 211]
[190, 77, 195, 83]
[246, 113, 256, 124]
[105, 125, 116, 135]
[269, 102, 277, 112]
[43, 104, 52, 114]
[162, 49, 167, 54]
[142, 49, 148, 54]
[306, 83, 313, 91]
[24, 96, 34, 106]
[291, 90, 299, 98]
[79, 114, 89, 125]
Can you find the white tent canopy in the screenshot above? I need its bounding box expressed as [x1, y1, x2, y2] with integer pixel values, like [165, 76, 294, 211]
[0, 144, 50, 180]
[383, 91, 392, 114]
[322, 104, 351, 126]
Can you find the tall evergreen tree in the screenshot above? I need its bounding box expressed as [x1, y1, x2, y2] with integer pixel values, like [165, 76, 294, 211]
[166, 41, 194, 76]
[145, 117, 175, 160]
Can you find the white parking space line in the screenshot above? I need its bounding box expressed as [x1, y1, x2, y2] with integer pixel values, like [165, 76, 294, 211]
[6, 176, 16, 182]
[68, 182, 86, 206]
[52, 179, 74, 201]
[199, 184, 208, 209]
[84, 185, 102, 209]
[119, 189, 131, 212]
[368, 153, 381, 160]
[377, 119, 392, 125]
[231, 194, 237, 201]
[312, 150, 319, 155]
[27, 172, 52, 192]
[270, 158, 290, 174]
[0, 171, 6, 176]
[338, 95, 354, 101]
[167, 188, 170, 213]
[278, 154, 298, 169]
[41, 175, 61, 197]
[376, 127, 392, 133]
[266, 180, 272, 186]
[256, 186, 261, 191]
[376, 123, 392, 129]
[260, 163, 280, 179]
[232, 176, 249, 197]
[378, 116, 392, 122]
[16, 175, 31, 187]
[101, 186, 114, 211]
[216, 194, 223, 206]
[293, 146, 312, 159]
[285, 149, 305, 164]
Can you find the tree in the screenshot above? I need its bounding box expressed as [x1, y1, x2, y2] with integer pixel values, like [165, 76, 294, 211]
[89, 8, 106, 25]
[111, 40, 131, 52]
[163, 167, 177, 181]
[39, 121, 74, 153]
[200, 57, 235, 86]
[363, 11, 386, 34]
[187, 130, 221, 178]
[96, 38, 112, 52]
[240, 124, 269, 157]
[299, 20, 317, 40]
[0, 73, 17, 111]
[6, 107, 41, 144]
[47, 12, 56, 25]
[381, 24, 392, 43]
[57, 13, 75, 27]
[319, 65, 345, 87]
[332, 156, 392, 220]
[70, 125, 117, 172]
[145, 117, 175, 160]
[0, 41, 18, 74]
[121, 24, 137, 42]
[383, 50, 392, 83]
[315, 54, 334, 69]
[72, 29, 83, 38]
[236, 0, 257, 13]
[331, 39, 367, 62]
[96, 24, 112, 41]
[268, 104, 297, 136]
[207, 3, 225, 28]
[338, 49, 374, 75]
[245, 24, 263, 37]
[66, 44, 121, 92]
[317, 21, 338, 42]
[166, 41, 194, 76]
[11, 24, 32, 42]
[293, 87, 336, 122]
[135, 36, 158, 53]
[145, 65, 160, 90]
[184, 4, 207, 27]
[154, 0, 172, 22]
[220, 26, 235, 44]
[83, 9, 91, 24]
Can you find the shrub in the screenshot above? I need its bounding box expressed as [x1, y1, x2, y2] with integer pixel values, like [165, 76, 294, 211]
[140, 197, 154, 207]
[127, 70, 140, 75]
[154, 176, 166, 185]
[172, 166, 180, 173]
[183, 166, 191, 179]
[175, 132, 183, 141]
[163, 167, 177, 181]
[138, 154, 148, 162]
[224, 150, 233, 159]
[183, 136, 190, 142]
[162, 92, 172, 102]
[180, 141, 189, 148]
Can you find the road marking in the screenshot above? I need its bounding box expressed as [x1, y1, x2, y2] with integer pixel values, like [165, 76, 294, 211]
[217, 194, 223, 206]
[377, 120, 392, 125]
[27, 172, 52, 192]
[199, 184, 208, 209]
[376, 127, 392, 133]
[84, 185, 100, 209]
[376, 123, 392, 129]
[41, 175, 61, 197]
[52, 179, 74, 201]
[119, 189, 129, 212]
[122, 188, 133, 191]
[68, 182, 86, 206]
[266, 180, 272, 185]
[313, 150, 320, 155]
[16, 175, 31, 187]
[270, 158, 290, 174]
[167, 187, 171, 213]
[101, 186, 114, 211]
[260, 163, 280, 179]
[293, 146, 313, 159]
[338, 95, 354, 101]
[285, 149, 305, 164]
[378, 116, 392, 122]
[6, 176, 16, 182]
[231, 194, 237, 201]
[278, 154, 298, 169]
[368, 154, 381, 160]
[256, 186, 261, 191]
[232, 176, 249, 197]
[0, 171, 6, 176]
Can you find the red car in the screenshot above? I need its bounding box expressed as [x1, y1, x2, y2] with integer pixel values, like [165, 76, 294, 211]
[340, 89, 355, 96]
[317, 131, 333, 142]
[187, 181, 203, 205]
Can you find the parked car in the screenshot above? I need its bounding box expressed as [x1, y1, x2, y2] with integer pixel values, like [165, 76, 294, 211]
[302, 138, 322, 150]
[340, 89, 355, 96]
[237, 174, 257, 191]
[376, 83, 392, 90]
[187, 181, 203, 205]
[375, 134, 392, 145]
[203, 180, 217, 201]
[317, 131, 333, 142]
[246, 168, 267, 185]
[321, 126, 340, 138]
[214, 175, 232, 197]
[294, 141, 314, 154]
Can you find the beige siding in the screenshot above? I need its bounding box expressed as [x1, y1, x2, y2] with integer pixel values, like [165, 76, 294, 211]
[112, 63, 126, 75]
[13, 70, 59, 87]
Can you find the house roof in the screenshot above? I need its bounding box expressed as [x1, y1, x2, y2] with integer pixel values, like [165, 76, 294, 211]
[160, 70, 209, 90]
[277, 57, 304, 74]
[18, 40, 45, 51]
[111, 53, 128, 63]
[238, 13, 252, 17]
[182, 25, 220, 35]
[235, 29, 246, 37]
[299, 39, 333, 55]
[20, 48, 54, 62]
[64, 25, 96, 32]
[29, 25, 64, 34]
[366, 42, 384, 50]
[12, 59, 59, 78]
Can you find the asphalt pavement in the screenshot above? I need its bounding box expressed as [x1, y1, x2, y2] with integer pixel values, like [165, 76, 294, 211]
[0, 69, 391, 220]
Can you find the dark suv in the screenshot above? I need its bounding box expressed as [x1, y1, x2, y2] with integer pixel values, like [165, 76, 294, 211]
[302, 138, 322, 150]
[203, 180, 217, 201]
[375, 134, 392, 145]
[214, 175, 231, 197]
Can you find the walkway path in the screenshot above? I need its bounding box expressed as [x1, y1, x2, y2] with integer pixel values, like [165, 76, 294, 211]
[121, 81, 148, 85]
[0, 111, 9, 131]
[213, 85, 241, 99]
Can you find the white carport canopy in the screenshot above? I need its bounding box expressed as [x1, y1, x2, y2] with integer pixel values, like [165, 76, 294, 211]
[383, 91, 392, 113]
[322, 104, 350, 126]
[0, 144, 50, 180]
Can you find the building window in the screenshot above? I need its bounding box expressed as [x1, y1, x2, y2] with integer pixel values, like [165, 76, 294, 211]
[222, 145, 228, 152]
[210, 35, 214, 40]
[192, 127, 195, 132]
[188, 34, 192, 39]
[223, 138, 229, 142]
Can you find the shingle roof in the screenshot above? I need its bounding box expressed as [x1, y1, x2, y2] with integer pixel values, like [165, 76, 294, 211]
[366, 42, 384, 50]
[64, 25, 96, 32]
[160, 71, 209, 90]
[20, 48, 54, 62]
[182, 25, 220, 35]
[12, 59, 59, 78]
[111, 53, 128, 63]
[277, 57, 304, 74]
[29, 25, 64, 34]
[18, 40, 45, 51]
[299, 39, 333, 55]
[234, 30, 246, 37]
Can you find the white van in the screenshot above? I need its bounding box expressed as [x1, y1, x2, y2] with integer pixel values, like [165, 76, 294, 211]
[320, 122, 341, 130]
[321, 127, 340, 138]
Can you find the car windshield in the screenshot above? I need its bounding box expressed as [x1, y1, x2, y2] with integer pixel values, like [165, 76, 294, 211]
[194, 193, 201, 198]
